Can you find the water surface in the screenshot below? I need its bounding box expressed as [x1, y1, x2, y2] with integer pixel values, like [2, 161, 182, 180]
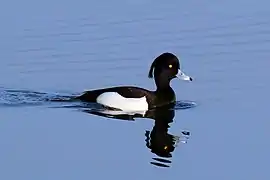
[1, 0, 270, 179]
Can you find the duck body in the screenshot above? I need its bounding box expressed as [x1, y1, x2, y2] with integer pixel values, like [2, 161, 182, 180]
[75, 52, 192, 111]
[76, 85, 176, 111]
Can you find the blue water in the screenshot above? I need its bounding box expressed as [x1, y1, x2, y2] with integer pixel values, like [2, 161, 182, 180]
[1, 0, 270, 179]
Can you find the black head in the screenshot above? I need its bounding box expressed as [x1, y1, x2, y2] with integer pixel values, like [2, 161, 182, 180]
[148, 53, 192, 88]
[148, 52, 180, 80]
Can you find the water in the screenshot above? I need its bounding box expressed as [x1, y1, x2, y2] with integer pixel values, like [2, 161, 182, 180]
[1, 0, 270, 179]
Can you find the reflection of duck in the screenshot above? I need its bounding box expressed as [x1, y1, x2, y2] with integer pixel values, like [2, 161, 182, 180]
[144, 107, 190, 168]
[83, 104, 190, 168]
[145, 108, 177, 161]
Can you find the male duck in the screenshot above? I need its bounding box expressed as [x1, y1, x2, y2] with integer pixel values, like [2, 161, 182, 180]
[76, 52, 193, 111]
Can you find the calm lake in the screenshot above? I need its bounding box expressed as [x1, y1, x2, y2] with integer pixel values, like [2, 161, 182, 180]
[1, 0, 270, 179]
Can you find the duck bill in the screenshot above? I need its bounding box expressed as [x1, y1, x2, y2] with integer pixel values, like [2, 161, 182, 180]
[176, 69, 193, 81]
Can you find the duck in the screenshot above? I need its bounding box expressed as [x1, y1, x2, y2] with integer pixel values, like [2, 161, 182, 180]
[75, 52, 193, 111]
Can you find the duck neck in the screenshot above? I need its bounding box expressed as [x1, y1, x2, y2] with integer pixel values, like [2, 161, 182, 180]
[155, 76, 172, 91]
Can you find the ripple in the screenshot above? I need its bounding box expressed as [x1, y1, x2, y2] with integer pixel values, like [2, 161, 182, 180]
[174, 100, 197, 110]
[0, 88, 197, 113]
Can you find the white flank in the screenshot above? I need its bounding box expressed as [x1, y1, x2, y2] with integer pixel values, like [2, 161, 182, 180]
[96, 92, 148, 111]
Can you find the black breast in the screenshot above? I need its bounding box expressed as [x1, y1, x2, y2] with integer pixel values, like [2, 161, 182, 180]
[150, 88, 176, 109]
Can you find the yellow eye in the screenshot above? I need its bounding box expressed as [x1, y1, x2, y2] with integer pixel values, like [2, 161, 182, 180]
[164, 146, 168, 150]
[169, 64, 172, 68]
